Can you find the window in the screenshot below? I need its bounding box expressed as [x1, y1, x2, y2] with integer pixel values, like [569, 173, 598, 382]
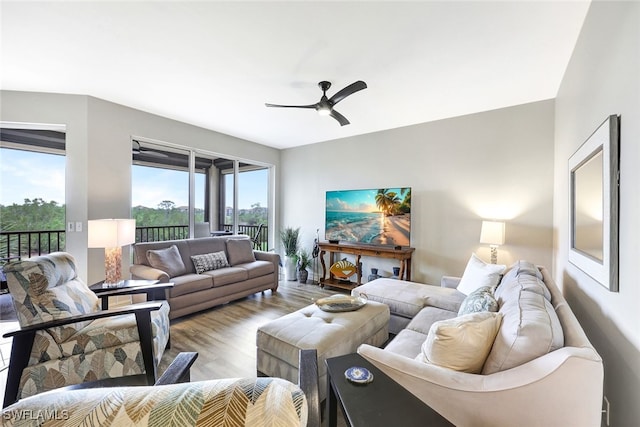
[131, 139, 271, 247]
[0, 127, 66, 261]
[221, 162, 269, 249]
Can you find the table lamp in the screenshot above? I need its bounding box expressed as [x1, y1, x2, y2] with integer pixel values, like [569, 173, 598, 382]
[480, 220, 505, 264]
[88, 219, 136, 286]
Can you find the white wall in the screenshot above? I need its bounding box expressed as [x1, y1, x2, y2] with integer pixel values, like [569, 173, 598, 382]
[1, 91, 281, 283]
[281, 100, 555, 284]
[553, 1, 640, 425]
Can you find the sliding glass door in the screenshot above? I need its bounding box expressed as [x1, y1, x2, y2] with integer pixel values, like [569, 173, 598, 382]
[131, 138, 271, 248]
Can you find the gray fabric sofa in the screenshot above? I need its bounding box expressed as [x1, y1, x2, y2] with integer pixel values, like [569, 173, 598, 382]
[352, 261, 604, 427]
[130, 236, 279, 319]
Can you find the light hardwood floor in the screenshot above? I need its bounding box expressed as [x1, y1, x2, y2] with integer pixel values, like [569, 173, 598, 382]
[157, 279, 342, 380]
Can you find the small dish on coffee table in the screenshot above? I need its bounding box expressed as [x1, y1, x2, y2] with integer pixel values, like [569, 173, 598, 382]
[315, 294, 368, 312]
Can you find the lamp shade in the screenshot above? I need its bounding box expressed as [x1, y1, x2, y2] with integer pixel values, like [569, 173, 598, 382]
[480, 221, 505, 246]
[88, 219, 136, 248]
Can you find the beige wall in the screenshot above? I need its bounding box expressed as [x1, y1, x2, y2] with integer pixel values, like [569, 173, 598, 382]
[280, 99, 555, 284]
[1, 91, 281, 283]
[553, 1, 640, 425]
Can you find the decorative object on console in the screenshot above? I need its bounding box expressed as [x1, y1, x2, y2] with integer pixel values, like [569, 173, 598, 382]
[569, 114, 620, 292]
[391, 266, 401, 279]
[88, 219, 136, 286]
[368, 268, 380, 282]
[479, 220, 505, 264]
[330, 258, 357, 280]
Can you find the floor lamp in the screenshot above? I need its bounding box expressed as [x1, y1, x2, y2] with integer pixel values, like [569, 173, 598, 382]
[480, 220, 505, 264]
[88, 219, 136, 286]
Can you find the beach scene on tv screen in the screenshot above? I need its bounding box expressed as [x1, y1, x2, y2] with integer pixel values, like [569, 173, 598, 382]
[325, 188, 411, 246]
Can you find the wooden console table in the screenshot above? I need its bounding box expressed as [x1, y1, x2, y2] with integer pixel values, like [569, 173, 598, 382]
[319, 242, 415, 290]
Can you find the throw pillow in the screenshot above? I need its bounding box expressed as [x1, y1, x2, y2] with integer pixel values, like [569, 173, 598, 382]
[226, 239, 256, 266]
[146, 245, 187, 278]
[456, 253, 506, 296]
[191, 251, 230, 274]
[457, 286, 498, 316]
[419, 311, 503, 374]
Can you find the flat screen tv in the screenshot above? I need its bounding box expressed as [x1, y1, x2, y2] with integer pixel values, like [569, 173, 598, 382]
[325, 187, 411, 247]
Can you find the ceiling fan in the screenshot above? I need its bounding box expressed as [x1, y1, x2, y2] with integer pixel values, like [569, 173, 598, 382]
[132, 140, 169, 158]
[265, 80, 367, 126]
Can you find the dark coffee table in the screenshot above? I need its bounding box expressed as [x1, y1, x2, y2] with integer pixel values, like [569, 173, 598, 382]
[90, 279, 173, 309]
[325, 353, 453, 427]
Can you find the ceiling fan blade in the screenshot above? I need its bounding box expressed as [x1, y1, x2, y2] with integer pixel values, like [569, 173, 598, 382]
[328, 81, 367, 105]
[265, 103, 317, 109]
[329, 109, 350, 126]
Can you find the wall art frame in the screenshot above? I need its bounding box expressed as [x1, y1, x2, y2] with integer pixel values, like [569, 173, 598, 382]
[568, 114, 620, 292]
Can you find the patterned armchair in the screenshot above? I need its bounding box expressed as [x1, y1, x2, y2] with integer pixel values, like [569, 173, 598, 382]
[1, 350, 321, 427]
[2, 252, 170, 407]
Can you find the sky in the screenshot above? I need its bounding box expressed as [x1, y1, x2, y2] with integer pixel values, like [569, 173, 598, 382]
[326, 188, 406, 212]
[0, 148, 66, 205]
[1, 148, 268, 209]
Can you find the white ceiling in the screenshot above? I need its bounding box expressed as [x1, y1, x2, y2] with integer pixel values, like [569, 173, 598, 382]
[1, 1, 590, 150]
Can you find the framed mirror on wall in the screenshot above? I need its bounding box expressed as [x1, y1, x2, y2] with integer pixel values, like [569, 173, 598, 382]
[569, 114, 620, 292]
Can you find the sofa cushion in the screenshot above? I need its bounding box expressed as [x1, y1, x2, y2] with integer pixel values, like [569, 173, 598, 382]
[226, 238, 256, 266]
[191, 251, 230, 274]
[456, 253, 505, 295]
[146, 245, 187, 277]
[417, 311, 502, 374]
[168, 274, 214, 298]
[405, 306, 458, 336]
[457, 286, 498, 316]
[204, 267, 249, 287]
[384, 328, 429, 358]
[352, 279, 465, 318]
[240, 260, 275, 279]
[482, 285, 564, 374]
[495, 264, 551, 303]
[187, 236, 228, 256]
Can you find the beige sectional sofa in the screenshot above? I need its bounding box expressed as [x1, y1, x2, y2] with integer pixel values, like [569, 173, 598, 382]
[352, 259, 604, 427]
[131, 236, 279, 319]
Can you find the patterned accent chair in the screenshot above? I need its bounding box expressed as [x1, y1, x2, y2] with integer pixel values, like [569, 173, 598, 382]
[1, 350, 321, 427]
[2, 252, 171, 407]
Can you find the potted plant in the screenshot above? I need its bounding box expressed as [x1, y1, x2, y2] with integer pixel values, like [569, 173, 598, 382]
[280, 226, 300, 281]
[297, 248, 312, 284]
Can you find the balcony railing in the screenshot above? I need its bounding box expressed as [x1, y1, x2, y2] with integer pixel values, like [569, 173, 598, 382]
[0, 224, 269, 261]
[0, 230, 66, 261]
[135, 225, 189, 242]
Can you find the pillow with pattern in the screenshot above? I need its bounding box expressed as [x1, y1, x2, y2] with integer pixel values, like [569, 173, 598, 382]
[458, 285, 499, 316]
[191, 251, 230, 274]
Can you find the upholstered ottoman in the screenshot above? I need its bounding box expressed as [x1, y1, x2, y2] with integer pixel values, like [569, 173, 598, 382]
[256, 300, 389, 399]
[352, 278, 465, 334]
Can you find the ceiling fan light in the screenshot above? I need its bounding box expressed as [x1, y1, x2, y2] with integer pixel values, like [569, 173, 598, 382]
[317, 106, 331, 116]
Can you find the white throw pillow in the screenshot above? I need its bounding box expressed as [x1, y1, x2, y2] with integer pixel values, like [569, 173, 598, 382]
[456, 253, 506, 296]
[419, 311, 503, 373]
